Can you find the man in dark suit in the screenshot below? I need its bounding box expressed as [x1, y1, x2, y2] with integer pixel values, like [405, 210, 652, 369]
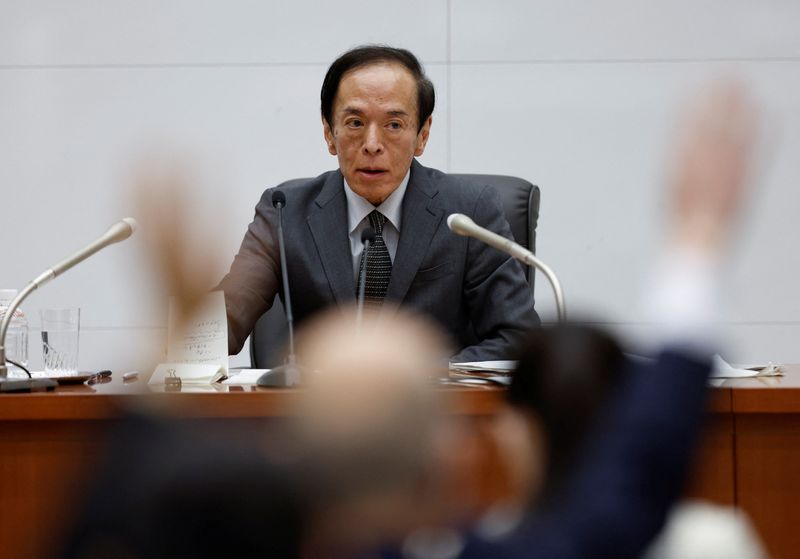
[219, 46, 538, 361]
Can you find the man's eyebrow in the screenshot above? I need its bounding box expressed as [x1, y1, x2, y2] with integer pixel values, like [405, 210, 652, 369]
[341, 107, 364, 116]
[340, 107, 411, 118]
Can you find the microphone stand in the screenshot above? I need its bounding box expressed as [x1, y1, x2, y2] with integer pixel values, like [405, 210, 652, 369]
[356, 227, 375, 335]
[447, 213, 566, 322]
[257, 191, 304, 387]
[0, 281, 58, 392]
[517, 251, 566, 323]
[1, 218, 137, 392]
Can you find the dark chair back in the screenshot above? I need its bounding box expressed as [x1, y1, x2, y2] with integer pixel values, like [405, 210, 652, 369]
[250, 175, 540, 368]
[450, 174, 540, 287]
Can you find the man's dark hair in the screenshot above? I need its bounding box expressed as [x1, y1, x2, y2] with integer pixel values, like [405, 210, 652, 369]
[321, 45, 435, 132]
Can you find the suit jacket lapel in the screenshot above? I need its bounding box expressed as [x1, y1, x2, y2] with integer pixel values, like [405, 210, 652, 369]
[307, 171, 355, 304]
[385, 160, 444, 304]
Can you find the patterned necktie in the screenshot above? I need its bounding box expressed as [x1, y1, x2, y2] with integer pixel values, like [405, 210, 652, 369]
[357, 210, 393, 306]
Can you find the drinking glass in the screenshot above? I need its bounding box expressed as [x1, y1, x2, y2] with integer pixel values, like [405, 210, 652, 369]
[40, 308, 80, 375]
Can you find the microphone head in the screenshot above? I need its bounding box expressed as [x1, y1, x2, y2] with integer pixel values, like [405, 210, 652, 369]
[105, 217, 138, 243]
[122, 217, 138, 234]
[272, 190, 286, 209]
[447, 213, 475, 236]
[361, 226, 376, 244]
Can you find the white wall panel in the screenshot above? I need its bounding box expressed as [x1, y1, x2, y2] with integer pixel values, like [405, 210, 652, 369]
[450, 61, 800, 329]
[452, 1, 800, 62]
[1, 0, 448, 65]
[723, 324, 800, 365]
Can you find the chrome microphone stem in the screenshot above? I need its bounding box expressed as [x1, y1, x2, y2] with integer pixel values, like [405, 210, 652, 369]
[446, 213, 566, 323]
[356, 239, 371, 333]
[275, 203, 296, 376]
[520, 251, 567, 322]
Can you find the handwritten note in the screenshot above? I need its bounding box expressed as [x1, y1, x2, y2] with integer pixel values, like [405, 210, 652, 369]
[166, 290, 229, 377]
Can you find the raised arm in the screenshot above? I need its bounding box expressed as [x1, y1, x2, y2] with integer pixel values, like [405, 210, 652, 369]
[461, 80, 759, 559]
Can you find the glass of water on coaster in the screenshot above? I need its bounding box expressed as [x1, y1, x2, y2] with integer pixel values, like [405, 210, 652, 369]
[40, 308, 81, 376]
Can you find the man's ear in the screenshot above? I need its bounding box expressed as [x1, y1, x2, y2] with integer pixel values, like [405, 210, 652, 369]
[323, 118, 337, 156]
[414, 116, 433, 157]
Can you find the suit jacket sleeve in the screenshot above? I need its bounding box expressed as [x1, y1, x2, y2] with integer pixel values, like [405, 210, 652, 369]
[451, 184, 540, 362]
[217, 189, 282, 355]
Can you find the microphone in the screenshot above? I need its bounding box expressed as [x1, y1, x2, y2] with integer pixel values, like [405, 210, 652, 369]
[0, 218, 138, 391]
[356, 227, 375, 331]
[447, 213, 566, 321]
[51, 218, 137, 278]
[257, 190, 302, 387]
[361, 227, 376, 245]
[272, 190, 286, 209]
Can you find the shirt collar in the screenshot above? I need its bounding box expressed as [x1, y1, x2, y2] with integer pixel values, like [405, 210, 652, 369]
[343, 169, 410, 234]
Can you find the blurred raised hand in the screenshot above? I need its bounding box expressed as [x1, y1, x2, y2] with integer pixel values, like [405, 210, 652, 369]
[667, 80, 759, 254]
[129, 157, 229, 327]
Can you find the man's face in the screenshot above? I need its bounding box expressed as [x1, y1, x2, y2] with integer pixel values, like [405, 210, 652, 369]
[323, 62, 432, 206]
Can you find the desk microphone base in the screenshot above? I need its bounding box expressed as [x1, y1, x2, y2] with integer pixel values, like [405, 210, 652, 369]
[0, 378, 58, 393]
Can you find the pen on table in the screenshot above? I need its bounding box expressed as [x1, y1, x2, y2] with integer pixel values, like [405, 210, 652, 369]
[123, 371, 140, 382]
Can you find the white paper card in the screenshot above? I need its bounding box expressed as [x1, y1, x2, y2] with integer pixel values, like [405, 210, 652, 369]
[167, 291, 229, 376]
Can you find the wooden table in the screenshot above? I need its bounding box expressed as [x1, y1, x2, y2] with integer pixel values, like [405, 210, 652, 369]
[2, 367, 799, 559]
[0, 376, 506, 559]
[719, 367, 800, 559]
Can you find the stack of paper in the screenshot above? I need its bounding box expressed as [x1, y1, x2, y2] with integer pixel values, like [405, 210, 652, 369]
[445, 360, 517, 387]
[449, 360, 517, 374]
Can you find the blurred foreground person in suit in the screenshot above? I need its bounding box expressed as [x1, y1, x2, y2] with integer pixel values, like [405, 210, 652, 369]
[480, 329, 767, 559]
[490, 324, 627, 519]
[487, 326, 767, 559]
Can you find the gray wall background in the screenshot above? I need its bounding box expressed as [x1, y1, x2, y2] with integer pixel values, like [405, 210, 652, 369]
[1, 1, 798, 371]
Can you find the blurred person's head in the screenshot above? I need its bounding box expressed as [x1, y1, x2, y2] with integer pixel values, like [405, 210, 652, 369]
[321, 45, 434, 205]
[292, 305, 451, 555]
[494, 324, 626, 508]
